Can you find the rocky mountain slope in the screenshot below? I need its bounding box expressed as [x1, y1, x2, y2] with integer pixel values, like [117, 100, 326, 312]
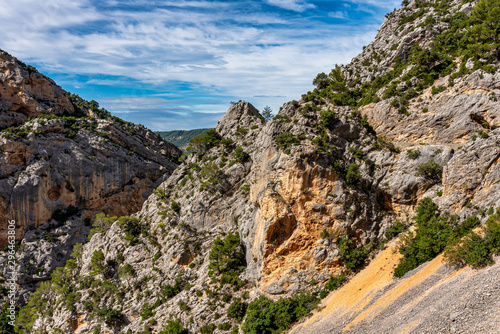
[290, 240, 500, 334]
[0, 50, 182, 303]
[7, 0, 500, 333]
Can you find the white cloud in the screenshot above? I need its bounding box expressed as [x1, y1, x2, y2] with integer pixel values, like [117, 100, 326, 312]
[328, 11, 348, 19]
[265, 0, 315, 12]
[348, 0, 401, 10]
[0, 0, 387, 129]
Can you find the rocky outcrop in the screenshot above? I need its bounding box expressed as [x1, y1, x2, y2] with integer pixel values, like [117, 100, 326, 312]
[0, 50, 181, 303]
[0, 50, 74, 129]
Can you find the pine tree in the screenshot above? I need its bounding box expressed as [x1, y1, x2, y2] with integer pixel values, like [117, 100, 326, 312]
[465, 0, 500, 59]
[262, 106, 274, 122]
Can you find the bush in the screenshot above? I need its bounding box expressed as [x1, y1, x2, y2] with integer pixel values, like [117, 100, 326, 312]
[234, 147, 250, 163]
[325, 272, 346, 291]
[200, 324, 216, 334]
[336, 237, 371, 271]
[171, 201, 181, 213]
[276, 132, 298, 149]
[160, 320, 188, 334]
[218, 322, 232, 331]
[394, 198, 480, 277]
[88, 213, 117, 240]
[208, 232, 246, 286]
[161, 275, 184, 299]
[90, 250, 105, 273]
[186, 129, 221, 154]
[117, 216, 142, 245]
[384, 220, 408, 239]
[97, 307, 123, 326]
[140, 302, 156, 320]
[320, 110, 337, 130]
[416, 159, 443, 180]
[242, 293, 318, 334]
[227, 298, 248, 322]
[406, 149, 420, 160]
[345, 163, 360, 185]
[235, 127, 249, 137]
[445, 211, 500, 268]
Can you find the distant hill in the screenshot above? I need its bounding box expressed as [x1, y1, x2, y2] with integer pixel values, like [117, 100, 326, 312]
[157, 128, 210, 151]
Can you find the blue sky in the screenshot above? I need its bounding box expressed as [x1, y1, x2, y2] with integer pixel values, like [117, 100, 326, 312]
[0, 0, 400, 131]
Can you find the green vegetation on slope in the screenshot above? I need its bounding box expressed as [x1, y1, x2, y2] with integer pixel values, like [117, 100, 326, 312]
[394, 198, 481, 277]
[445, 209, 500, 268]
[157, 129, 210, 151]
[242, 293, 320, 334]
[304, 0, 499, 111]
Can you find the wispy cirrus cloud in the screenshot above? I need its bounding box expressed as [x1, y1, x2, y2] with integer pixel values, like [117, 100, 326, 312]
[0, 0, 398, 130]
[265, 0, 315, 12]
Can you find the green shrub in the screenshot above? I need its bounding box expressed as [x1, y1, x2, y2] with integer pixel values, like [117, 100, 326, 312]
[88, 213, 117, 240]
[406, 149, 420, 159]
[242, 293, 318, 334]
[140, 302, 156, 320]
[90, 250, 105, 273]
[325, 272, 346, 291]
[431, 85, 446, 95]
[161, 275, 184, 299]
[345, 163, 360, 185]
[235, 127, 249, 137]
[394, 198, 480, 278]
[186, 129, 221, 154]
[336, 237, 371, 271]
[384, 220, 407, 239]
[276, 132, 298, 149]
[208, 232, 246, 286]
[415, 159, 443, 180]
[218, 322, 232, 331]
[320, 110, 337, 130]
[160, 319, 188, 334]
[171, 201, 181, 213]
[234, 147, 250, 163]
[445, 211, 500, 268]
[227, 298, 248, 322]
[200, 324, 216, 334]
[117, 216, 142, 245]
[97, 307, 123, 326]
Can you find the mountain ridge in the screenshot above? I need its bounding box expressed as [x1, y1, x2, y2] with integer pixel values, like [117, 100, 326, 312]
[157, 129, 210, 152]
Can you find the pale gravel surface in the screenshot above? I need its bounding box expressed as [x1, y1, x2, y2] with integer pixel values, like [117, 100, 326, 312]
[290, 257, 500, 334]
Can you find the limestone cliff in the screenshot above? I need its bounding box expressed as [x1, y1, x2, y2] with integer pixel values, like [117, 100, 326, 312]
[0, 50, 181, 303]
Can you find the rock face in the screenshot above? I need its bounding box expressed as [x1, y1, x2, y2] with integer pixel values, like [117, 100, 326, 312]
[0, 50, 181, 302]
[12, 0, 500, 333]
[0, 50, 74, 129]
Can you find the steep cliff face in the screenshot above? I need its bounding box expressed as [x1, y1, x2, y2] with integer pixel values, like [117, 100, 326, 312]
[0, 50, 181, 303]
[12, 0, 500, 333]
[0, 50, 181, 243]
